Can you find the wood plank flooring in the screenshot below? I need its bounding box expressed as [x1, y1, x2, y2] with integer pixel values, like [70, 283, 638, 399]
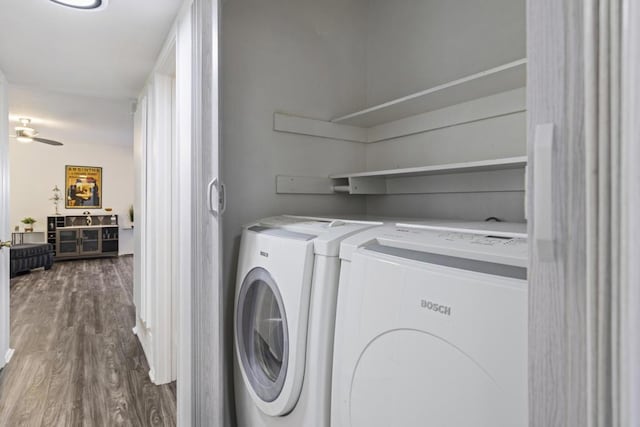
[0, 256, 176, 426]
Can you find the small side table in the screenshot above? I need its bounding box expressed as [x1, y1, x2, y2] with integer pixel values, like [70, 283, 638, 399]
[11, 232, 46, 245]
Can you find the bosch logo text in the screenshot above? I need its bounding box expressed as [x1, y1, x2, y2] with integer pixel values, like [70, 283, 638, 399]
[420, 299, 451, 316]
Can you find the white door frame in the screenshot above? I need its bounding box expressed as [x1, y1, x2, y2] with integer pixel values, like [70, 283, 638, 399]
[149, 69, 175, 385]
[134, 46, 175, 385]
[175, 3, 194, 425]
[133, 94, 148, 336]
[132, 2, 195, 424]
[621, 0, 640, 422]
[0, 70, 13, 370]
[136, 4, 192, 385]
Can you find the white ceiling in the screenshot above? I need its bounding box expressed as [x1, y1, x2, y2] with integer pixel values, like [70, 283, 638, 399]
[0, 0, 183, 99]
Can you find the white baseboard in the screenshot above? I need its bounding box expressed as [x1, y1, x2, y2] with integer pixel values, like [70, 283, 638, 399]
[132, 326, 138, 335]
[4, 348, 14, 365]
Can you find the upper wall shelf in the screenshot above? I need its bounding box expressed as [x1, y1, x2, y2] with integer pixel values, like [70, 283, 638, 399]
[274, 59, 527, 144]
[331, 59, 527, 128]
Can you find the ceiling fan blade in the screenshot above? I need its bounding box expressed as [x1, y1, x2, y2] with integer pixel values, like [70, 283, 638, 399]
[32, 137, 63, 146]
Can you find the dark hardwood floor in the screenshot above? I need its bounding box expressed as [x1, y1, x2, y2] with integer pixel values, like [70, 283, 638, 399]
[0, 256, 176, 426]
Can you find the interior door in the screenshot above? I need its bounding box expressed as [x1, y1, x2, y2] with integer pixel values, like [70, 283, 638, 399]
[192, 0, 225, 424]
[0, 69, 12, 369]
[527, 1, 587, 426]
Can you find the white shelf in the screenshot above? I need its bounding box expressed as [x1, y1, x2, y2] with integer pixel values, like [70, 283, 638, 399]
[331, 59, 527, 128]
[330, 156, 527, 179]
[276, 156, 527, 195]
[274, 61, 526, 144]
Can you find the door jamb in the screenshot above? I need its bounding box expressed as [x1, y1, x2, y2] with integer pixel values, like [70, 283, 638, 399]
[175, 4, 194, 425]
[0, 70, 13, 370]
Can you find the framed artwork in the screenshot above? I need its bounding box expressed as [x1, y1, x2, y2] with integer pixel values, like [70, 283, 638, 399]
[65, 165, 102, 209]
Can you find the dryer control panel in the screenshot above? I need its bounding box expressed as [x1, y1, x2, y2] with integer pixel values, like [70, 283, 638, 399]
[379, 227, 528, 267]
[437, 231, 527, 248]
[340, 223, 528, 268]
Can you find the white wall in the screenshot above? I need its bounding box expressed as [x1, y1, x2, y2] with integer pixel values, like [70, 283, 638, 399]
[8, 86, 133, 150]
[8, 86, 134, 233]
[9, 141, 134, 231]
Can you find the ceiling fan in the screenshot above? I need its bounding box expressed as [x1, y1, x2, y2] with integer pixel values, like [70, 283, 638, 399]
[9, 118, 63, 146]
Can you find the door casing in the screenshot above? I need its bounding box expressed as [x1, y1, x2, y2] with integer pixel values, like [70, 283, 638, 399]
[0, 69, 13, 370]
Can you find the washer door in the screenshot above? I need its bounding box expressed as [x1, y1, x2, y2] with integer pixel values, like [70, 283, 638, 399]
[236, 267, 289, 404]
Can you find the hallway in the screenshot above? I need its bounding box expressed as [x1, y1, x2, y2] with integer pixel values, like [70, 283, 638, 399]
[0, 257, 176, 426]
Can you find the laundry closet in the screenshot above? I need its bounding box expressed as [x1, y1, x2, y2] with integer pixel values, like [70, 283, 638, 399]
[221, 0, 528, 425]
[222, 0, 526, 291]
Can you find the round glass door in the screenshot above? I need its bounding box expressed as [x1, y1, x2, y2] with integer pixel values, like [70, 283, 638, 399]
[236, 267, 289, 402]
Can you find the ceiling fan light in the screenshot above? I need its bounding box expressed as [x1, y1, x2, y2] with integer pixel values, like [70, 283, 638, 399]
[49, 0, 108, 10]
[15, 126, 36, 136]
[17, 136, 33, 144]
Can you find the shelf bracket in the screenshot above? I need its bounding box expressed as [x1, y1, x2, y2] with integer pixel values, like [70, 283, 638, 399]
[348, 177, 387, 194]
[276, 175, 337, 194]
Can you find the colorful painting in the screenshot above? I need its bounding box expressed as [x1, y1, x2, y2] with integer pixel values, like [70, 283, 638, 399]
[65, 165, 102, 209]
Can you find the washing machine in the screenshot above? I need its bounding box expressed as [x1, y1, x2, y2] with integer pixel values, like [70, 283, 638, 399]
[331, 222, 528, 427]
[233, 215, 381, 427]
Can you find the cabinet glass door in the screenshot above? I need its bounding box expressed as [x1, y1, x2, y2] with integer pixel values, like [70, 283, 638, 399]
[57, 229, 79, 256]
[101, 227, 119, 253]
[80, 229, 101, 254]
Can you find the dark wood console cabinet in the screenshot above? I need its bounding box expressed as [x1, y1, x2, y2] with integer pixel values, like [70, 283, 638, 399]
[47, 215, 119, 260]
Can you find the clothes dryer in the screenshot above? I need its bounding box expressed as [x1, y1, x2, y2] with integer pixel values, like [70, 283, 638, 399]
[332, 222, 528, 427]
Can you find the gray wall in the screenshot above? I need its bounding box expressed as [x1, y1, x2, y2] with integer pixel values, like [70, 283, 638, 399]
[364, 0, 526, 107]
[222, 0, 526, 420]
[221, 2, 368, 420]
[364, 110, 527, 222]
[363, 0, 527, 221]
[365, 112, 526, 170]
[222, 0, 529, 272]
[222, 0, 369, 279]
[221, 0, 529, 314]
